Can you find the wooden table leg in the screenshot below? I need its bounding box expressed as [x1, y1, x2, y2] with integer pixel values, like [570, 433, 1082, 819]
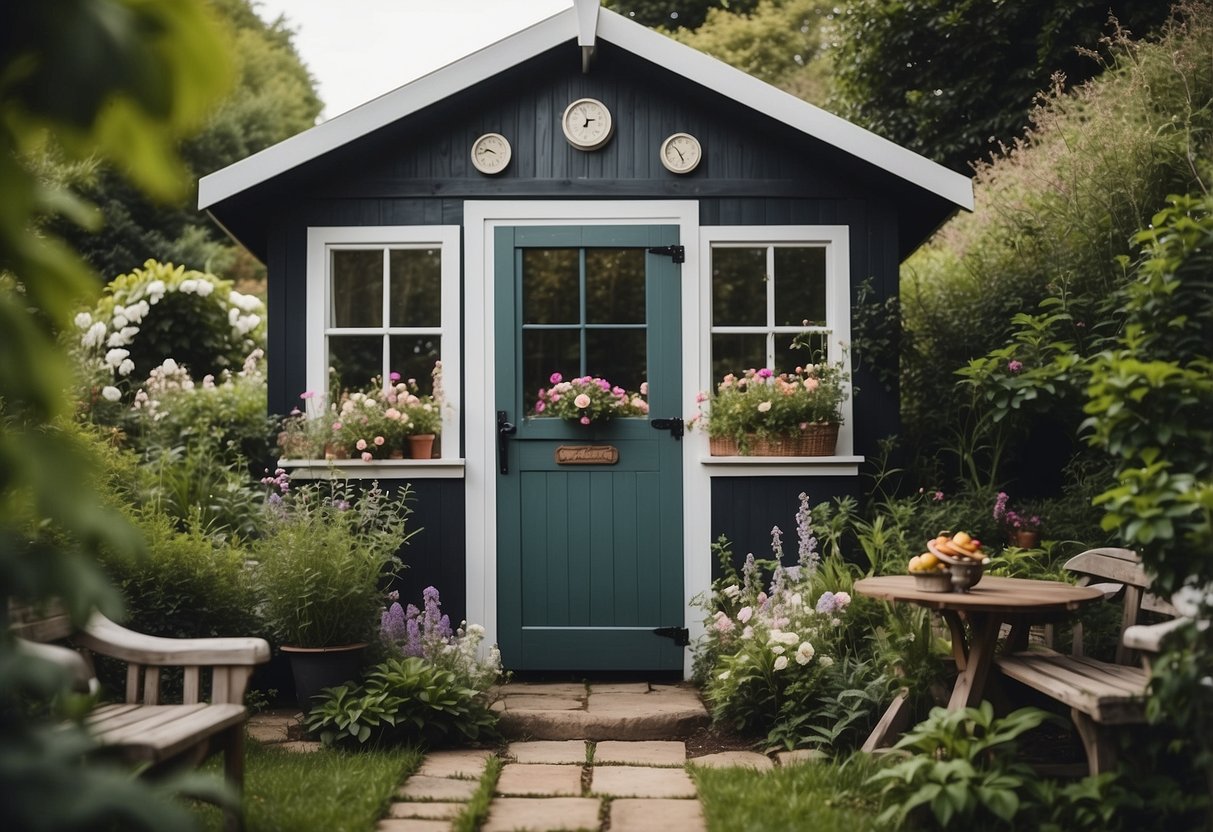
[947, 614, 1003, 711]
[860, 687, 912, 751]
[940, 610, 969, 671]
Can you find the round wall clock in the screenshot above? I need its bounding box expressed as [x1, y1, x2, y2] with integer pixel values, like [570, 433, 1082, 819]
[561, 98, 613, 151]
[660, 132, 702, 174]
[470, 132, 511, 175]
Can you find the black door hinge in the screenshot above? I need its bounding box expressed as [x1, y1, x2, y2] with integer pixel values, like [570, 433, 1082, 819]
[652, 626, 690, 646]
[650, 417, 684, 441]
[647, 245, 685, 264]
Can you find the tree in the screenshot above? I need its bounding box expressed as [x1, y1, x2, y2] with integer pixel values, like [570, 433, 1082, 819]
[670, 0, 835, 104]
[54, 0, 321, 282]
[607, 0, 761, 31]
[829, 0, 1172, 172]
[1, 0, 235, 827]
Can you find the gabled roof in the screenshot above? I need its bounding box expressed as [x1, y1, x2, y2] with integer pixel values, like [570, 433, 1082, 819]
[199, 3, 972, 213]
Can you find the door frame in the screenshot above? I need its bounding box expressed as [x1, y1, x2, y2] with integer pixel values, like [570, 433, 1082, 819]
[464, 200, 705, 677]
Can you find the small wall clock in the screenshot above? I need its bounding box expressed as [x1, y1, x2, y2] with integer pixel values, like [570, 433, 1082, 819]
[470, 132, 511, 175]
[660, 132, 702, 174]
[561, 98, 613, 151]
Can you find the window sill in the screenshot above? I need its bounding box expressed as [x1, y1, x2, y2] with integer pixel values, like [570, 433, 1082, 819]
[277, 458, 466, 479]
[700, 455, 863, 477]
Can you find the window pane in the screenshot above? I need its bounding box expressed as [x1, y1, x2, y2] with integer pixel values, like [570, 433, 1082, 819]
[389, 249, 441, 327]
[388, 335, 441, 395]
[523, 329, 580, 412]
[774, 247, 827, 327]
[586, 329, 646, 395]
[711, 333, 766, 382]
[586, 249, 645, 324]
[328, 334, 383, 395]
[331, 250, 383, 327]
[775, 331, 828, 372]
[522, 249, 579, 324]
[712, 247, 766, 327]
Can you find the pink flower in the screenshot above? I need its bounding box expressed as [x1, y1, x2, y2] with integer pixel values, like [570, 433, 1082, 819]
[389, 371, 401, 381]
[574, 393, 591, 409]
[933, 490, 945, 501]
[696, 390, 708, 403]
[579, 416, 591, 425]
[385, 408, 401, 420]
[640, 382, 649, 395]
[356, 439, 368, 451]
[332, 421, 343, 431]
[550, 372, 562, 384]
[535, 401, 546, 413]
[737, 606, 753, 624]
[1008, 360, 1024, 373]
[373, 436, 385, 446]
[361, 451, 373, 462]
[300, 390, 315, 400]
[757, 368, 773, 379]
[804, 378, 819, 391]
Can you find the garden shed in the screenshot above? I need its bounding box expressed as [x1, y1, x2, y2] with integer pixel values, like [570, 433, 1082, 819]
[199, 1, 972, 675]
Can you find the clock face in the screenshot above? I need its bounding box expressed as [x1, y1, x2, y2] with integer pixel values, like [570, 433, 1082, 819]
[561, 98, 613, 151]
[660, 132, 701, 174]
[471, 132, 511, 175]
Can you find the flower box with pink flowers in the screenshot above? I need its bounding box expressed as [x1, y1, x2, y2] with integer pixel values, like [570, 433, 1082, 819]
[532, 373, 649, 425]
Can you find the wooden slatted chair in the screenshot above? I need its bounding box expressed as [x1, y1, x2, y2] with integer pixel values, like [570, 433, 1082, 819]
[994, 547, 1177, 775]
[9, 603, 270, 832]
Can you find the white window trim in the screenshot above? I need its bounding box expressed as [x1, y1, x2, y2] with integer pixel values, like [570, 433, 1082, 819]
[698, 225, 857, 462]
[306, 225, 462, 461]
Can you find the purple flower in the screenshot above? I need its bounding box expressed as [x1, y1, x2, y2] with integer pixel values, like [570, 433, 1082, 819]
[1007, 360, 1024, 374]
[757, 368, 773, 379]
[795, 492, 819, 574]
[993, 491, 1009, 522]
[380, 602, 408, 643]
[816, 591, 836, 614]
[741, 553, 759, 595]
[390, 371, 401, 381]
[770, 525, 784, 561]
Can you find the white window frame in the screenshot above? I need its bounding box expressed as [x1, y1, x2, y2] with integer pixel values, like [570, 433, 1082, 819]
[698, 225, 858, 461]
[305, 225, 461, 464]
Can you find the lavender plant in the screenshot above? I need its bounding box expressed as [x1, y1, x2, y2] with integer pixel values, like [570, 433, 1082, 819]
[379, 586, 503, 692]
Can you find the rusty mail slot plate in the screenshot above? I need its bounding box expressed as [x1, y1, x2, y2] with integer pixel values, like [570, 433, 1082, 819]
[554, 445, 619, 465]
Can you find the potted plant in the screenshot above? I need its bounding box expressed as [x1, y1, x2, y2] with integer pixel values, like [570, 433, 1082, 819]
[252, 468, 417, 710]
[690, 357, 848, 456]
[993, 491, 1043, 548]
[533, 373, 649, 425]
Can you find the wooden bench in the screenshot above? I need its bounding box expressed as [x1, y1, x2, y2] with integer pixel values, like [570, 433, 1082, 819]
[11, 604, 270, 831]
[994, 547, 1178, 775]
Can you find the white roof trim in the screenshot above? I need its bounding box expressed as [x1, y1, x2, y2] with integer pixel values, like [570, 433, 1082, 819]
[199, 5, 972, 212]
[575, 0, 599, 48]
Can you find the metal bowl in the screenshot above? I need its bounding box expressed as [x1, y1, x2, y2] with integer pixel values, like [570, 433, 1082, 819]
[911, 570, 953, 593]
[948, 560, 985, 593]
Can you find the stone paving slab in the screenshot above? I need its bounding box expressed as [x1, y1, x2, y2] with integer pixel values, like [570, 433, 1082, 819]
[508, 740, 588, 764]
[278, 741, 321, 753]
[594, 741, 687, 766]
[610, 798, 706, 832]
[493, 682, 587, 698]
[246, 722, 290, 743]
[496, 763, 583, 797]
[388, 802, 464, 819]
[503, 696, 584, 711]
[687, 751, 773, 771]
[589, 682, 650, 694]
[590, 766, 697, 799]
[397, 775, 480, 802]
[776, 748, 827, 766]
[377, 819, 451, 832]
[481, 797, 602, 832]
[416, 749, 494, 779]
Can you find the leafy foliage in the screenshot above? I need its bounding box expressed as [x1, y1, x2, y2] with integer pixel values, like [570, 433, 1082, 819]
[607, 0, 760, 31]
[829, 0, 1171, 172]
[305, 657, 499, 747]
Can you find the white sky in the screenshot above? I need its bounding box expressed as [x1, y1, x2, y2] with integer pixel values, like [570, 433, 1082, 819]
[254, 0, 572, 120]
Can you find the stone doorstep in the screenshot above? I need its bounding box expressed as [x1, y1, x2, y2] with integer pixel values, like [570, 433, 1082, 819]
[587, 682, 651, 694]
[609, 798, 707, 832]
[377, 819, 451, 832]
[493, 682, 588, 698]
[590, 766, 698, 799]
[397, 775, 480, 802]
[388, 802, 464, 820]
[496, 763, 584, 797]
[481, 797, 602, 832]
[415, 749, 494, 779]
[502, 695, 584, 711]
[585, 691, 706, 715]
[686, 751, 774, 771]
[593, 741, 687, 766]
[508, 740, 589, 765]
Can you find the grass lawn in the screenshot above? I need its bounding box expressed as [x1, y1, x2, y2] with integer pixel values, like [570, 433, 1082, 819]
[691, 754, 891, 832]
[194, 741, 423, 832]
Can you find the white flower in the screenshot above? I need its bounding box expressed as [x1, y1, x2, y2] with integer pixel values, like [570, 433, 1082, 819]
[788, 592, 803, 607]
[118, 359, 134, 376]
[106, 326, 138, 347]
[718, 670, 731, 680]
[771, 644, 786, 655]
[818, 656, 834, 668]
[228, 307, 240, 326]
[722, 584, 741, 599]
[104, 348, 130, 368]
[780, 631, 800, 645]
[737, 606, 752, 623]
[195, 280, 214, 297]
[146, 280, 166, 301]
[795, 642, 815, 665]
[773, 656, 789, 671]
[177, 279, 198, 294]
[82, 321, 107, 348]
[741, 626, 754, 640]
[757, 400, 772, 413]
[833, 591, 852, 609]
[229, 290, 262, 313]
[126, 300, 149, 323]
[160, 358, 179, 374]
[100, 386, 121, 402]
[74, 312, 92, 329]
[831, 618, 842, 627]
[768, 629, 783, 644]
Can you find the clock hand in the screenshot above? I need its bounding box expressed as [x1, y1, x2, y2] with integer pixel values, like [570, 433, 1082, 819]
[674, 146, 684, 161]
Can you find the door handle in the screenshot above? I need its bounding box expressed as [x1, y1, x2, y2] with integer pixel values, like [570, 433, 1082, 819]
[497, 410, 517, 474]
[650, 417, 683, 441]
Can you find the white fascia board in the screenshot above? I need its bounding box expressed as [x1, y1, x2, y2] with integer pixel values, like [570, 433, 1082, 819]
[198, 7, 578, 210]
[596, 11, 974, 212]
[575, 0, 599, 47]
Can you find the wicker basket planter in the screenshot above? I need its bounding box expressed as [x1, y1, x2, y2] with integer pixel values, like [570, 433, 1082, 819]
[709, 423, 839, 457]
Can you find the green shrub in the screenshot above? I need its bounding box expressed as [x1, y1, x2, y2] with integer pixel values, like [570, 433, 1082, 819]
[305, 657, 499, 747]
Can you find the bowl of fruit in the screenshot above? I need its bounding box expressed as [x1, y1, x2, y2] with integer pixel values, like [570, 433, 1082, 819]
[907, 550, 952, 592]
[926, 531, 989, 593]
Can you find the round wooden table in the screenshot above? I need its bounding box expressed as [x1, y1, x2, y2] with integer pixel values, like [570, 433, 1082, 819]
[854, 575, 1105, 746]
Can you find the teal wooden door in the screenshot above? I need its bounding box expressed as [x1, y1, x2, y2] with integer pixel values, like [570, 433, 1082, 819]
[495, 225, 684, 671]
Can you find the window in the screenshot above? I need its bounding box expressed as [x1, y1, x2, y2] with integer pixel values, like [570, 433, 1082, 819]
[307, 226, 460, 457]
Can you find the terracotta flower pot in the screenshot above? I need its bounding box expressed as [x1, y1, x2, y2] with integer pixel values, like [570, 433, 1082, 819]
[1015, 530, 1041, 549]
[408, 433, 436, 459]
